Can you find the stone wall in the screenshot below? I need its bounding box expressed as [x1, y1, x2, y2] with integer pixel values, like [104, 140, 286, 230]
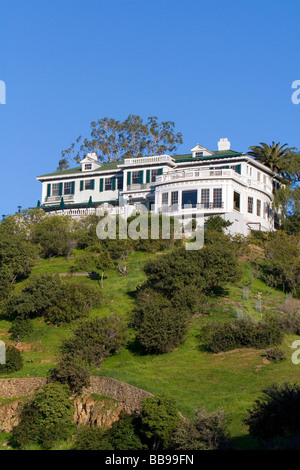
[0, 376, 154, 432]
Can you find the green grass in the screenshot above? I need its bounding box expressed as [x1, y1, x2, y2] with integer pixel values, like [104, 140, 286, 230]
[0, 248, 299, 449]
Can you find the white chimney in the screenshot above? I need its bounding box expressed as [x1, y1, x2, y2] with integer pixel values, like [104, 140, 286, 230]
[217, 138, 231, 151]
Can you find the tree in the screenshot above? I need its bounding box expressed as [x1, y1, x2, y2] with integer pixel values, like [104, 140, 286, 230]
[12, 383, 74, 449]
[248, 142, 296, 174]
[140, 395, 181, 450]
[49, 354, 90, 394]
[59, 115, 183, 168]
[172, 408, 231, 450]
[73, 426, 113, 450]
[109, 412, 146, 450]
[31, 214, 78, 258]
[244, 382, 300, 449]
[134, 290, 190, 354]
[0, 346, 23, 374]
[204, 215, 232, 233]
[63, 315, 127, 367]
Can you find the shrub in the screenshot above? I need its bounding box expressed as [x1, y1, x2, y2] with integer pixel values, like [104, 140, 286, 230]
[63, 315, 126, 367]
[244, 382, 300, 449]
[140, 395, 181, 450]
[265, 347, 286, 362]
[5, 274, 103, 324]
[73, 426, 113, 450]
[202, 315, 284, 353]
[109, 412, 146, 450]
[0, 346, 23, 374]
[135, 290, 189, 354]
[12, 383, 74, 449]
[9, 318, 33, 340]
[280, 299, 300, 334]
[49, 354, 90, 394]
[172, 408, 232, 450]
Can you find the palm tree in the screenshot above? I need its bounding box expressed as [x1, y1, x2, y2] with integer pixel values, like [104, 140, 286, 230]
[248, 142, 296, 174]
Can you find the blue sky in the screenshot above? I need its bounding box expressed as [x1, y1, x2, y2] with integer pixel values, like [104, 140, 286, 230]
[0, 0, 299, 215]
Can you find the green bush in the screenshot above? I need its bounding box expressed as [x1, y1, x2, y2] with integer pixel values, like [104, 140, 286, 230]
[0, 346, 23, 374]
[244, 382, 300, 449]
[134, 290, 189, 354]
[109, 412, 146, 450]
[202, 315, 284, 353]
[5, 274, 103, 324]
[12, 383, 74, 449]
[172, 408, 232, 450]
[265, 347, 286, 362]
[49, 354, 90, 394]
[63, 315, 127, 367]
[9, 318, 33, 340]
[73, 426, 113, 450]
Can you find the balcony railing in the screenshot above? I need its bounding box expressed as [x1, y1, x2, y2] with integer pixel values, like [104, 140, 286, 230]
[44, 194, 74, 203]
[158, 202, 224, 213]
[155, 168, 241, 183]
[123, 155, 173, 165]
[126, 183, 153, 191]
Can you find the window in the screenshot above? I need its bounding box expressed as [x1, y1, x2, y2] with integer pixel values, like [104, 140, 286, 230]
[85, 164, 92, 170]
[151, 169, 159, 182]
[105, 178, 112, 190]
[233, 191, 240, 211]
[162, 193, 168, 206]
[195, 151, 203, 158]
[132, 171, 140, 184]
[171, 191, 178, 208]
[248, 197, 253, 214]
[263, 174, 266, 184]
[263, 202, 268, 219]
[213, 188, 222, 208]
[85, 180, 92, 190]
[117, 176, 123, 190]
[182, 190, 197, 209]
[257, 199, 261, 216]
[257, 171, 261, 182]
[64, 182, 72, 195]
[201, 188, 210, 208]
[52, 183, 60, 196]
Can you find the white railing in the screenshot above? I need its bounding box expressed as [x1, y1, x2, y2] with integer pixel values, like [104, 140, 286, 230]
[45, 194, 74, 203]
[155, 168, 240, 183]
[123, 155, 173, 165]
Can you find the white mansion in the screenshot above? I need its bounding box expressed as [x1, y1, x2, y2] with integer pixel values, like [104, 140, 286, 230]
[37, 138, 281, 236]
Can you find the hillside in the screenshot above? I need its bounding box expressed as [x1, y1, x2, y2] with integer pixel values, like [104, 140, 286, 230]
[0, 243, 299, 449]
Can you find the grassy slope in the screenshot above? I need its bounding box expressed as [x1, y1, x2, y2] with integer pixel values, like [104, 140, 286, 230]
[0, 250, 300, 449]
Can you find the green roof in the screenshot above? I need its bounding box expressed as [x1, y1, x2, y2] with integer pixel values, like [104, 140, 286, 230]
[172, 150, 243, 161]
[37, 161, 121, 178]
[38, 150, 244, 178]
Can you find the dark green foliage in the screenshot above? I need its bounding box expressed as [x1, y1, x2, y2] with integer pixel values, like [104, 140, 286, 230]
[262, 232, 300, 296]
[31, 215, 78, 258]
[172, 408, 232, 450]
[73, 426, 113, 450]
[244, 382, 300, 449]
[109, 412, 146, 450]
[5, 274, 102, 324]
[143, 243, 241, 301]
[61, 115, 183, 166]
[63, 315, 126, 367]
[12, 383, 74, 449]
[134, 290, 189, 354]
[202, 315, 284, 353]
[0, 345, 23, 374]
[49, 354, 90, 394]
[204, 215, 233, 233]
[140, 395, 180, 450]
[265, 347, 286, 362]
[9, 318, 33, 340]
